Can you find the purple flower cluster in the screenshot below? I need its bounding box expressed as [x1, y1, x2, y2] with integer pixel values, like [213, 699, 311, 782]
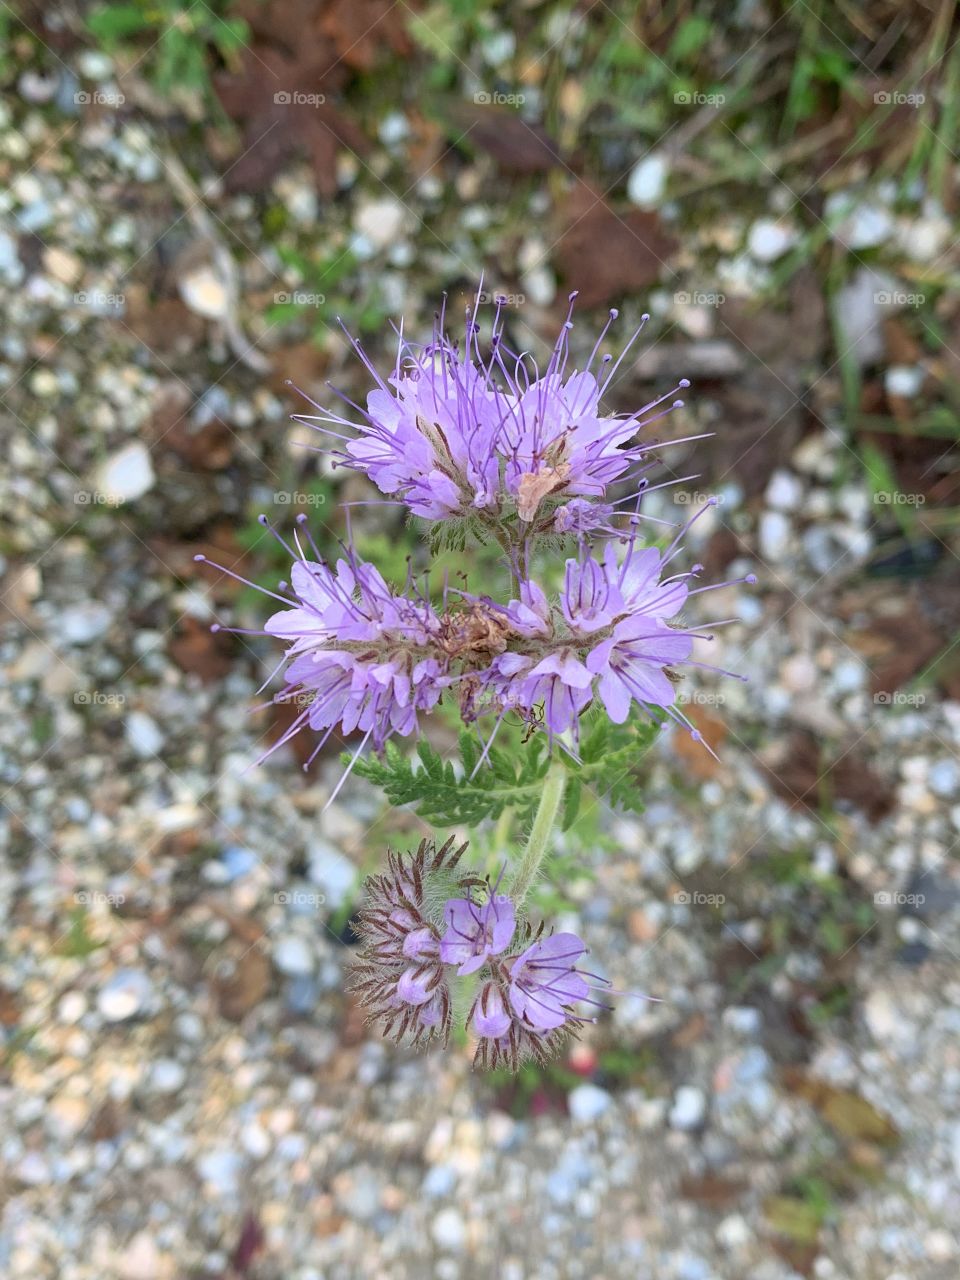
[296, 293, 693, 529]
[470, 531, 746, 750]
[200, 293, 751, 772]
[351, 842, 610, 1069]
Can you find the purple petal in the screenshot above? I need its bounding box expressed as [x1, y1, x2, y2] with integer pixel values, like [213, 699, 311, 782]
[396, 966, 434, 1006]
[473, 984, 511, 1038]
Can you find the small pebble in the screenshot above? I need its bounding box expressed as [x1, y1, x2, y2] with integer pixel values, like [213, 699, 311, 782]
[97, 970, 154, 1022]
[626, 153, 668, 207]
[97, 442, 156, 503]
[669, 1086, 706, 1131]
[568, 1084, 612, 1123]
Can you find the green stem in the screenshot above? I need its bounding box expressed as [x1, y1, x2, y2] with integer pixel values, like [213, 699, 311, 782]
[508, 763, 566, 909]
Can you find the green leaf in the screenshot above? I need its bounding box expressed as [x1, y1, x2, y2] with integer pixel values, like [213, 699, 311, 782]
[87, 5, 151, 41]
[349, 710, 663, 827]
[351, 731, 551, 826]
[560, 776, 581, 831]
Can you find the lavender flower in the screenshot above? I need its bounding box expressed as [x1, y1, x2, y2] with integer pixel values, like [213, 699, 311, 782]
[481, 524, 753, 748]
[294, 293, 692, 528]
[439, 881, 515, 975]
[197, 516, 451, 775]
[507, 933, 591, 1030]
[466, 927, 603, 1072]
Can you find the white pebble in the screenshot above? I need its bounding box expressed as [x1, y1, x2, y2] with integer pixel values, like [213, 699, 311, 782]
[884, 365, 925, 398]
[627, 153, 668, 208]
[97, 441, 156, 503]
[747, 219, 797, 262]
[354, 198, 406, 250]
[568, 1084, 612, 1123]
[758, 510, 791, 562]
[432, 1207, 466, 1251]
[97, 970, 154, 1022]
[669, 1085, 706, 1130]
[764, 469, 804, 512]
[178, 263, 229, 319]
[62, 602, 112, 645]
[148, 1059, 186, 1094]
[125, 711, 164, 759]
[273, 935, 314, 976]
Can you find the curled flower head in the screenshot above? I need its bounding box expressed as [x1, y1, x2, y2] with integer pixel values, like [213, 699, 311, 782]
[348, 841, 652, 1070]
[349, 837, 467, 1048]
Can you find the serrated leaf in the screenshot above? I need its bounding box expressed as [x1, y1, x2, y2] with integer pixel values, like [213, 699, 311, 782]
[560, 776, 581, 831]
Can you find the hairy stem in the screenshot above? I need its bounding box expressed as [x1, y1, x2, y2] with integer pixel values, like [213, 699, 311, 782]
[509, 763, 566, 909]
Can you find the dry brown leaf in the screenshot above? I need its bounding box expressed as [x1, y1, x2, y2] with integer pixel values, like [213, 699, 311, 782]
[784, 1069, 900, 1147]
[553, 186, 677, 308]
[447, 102, 562, 173]
[214, 945, 271, 1022]
[765, 731, 894, 823]
[168, 616, 235, 682]
[678, 1173, 748, 1208]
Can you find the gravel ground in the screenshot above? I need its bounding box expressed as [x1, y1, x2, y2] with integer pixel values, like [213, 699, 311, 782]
[3, 27, 960, 1280]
